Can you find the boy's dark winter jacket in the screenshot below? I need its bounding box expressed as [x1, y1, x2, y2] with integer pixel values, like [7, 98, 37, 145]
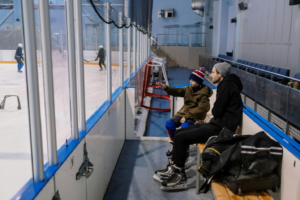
[209, 74, 243, 132]
[15, 47, 23, 57]
[164, 85, 213, 121]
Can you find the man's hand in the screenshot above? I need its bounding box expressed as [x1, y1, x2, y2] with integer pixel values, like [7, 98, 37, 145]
[180, 117, 186, 123]
[95, 58, 98, 61]
[156, 82, 166, 90]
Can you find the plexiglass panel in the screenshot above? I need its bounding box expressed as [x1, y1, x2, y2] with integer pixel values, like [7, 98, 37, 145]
[84, 6, 107, 120]
[111, 26, 120, 93]
[255, 76, 267, 105]
[0, 3, 32, 200]
[265, 81, 289, 118]
[288, 88, 300, 128]
[123, 27, 129, 81]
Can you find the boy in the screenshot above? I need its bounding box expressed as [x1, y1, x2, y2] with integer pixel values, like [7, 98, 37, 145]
[156, 69, 213, 158]
[95, 45, 106, 71]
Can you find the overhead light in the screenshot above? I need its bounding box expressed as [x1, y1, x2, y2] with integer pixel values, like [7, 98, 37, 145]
[231, 17, 237, 23]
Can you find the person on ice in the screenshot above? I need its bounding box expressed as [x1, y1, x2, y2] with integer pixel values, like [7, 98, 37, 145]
[95, 45, 106, 71]
[15, 43, 24, 73]
[156, 69, 213, 159]
[154, 62, 243, 191]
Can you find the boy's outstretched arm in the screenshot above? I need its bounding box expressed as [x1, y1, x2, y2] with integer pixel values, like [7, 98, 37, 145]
[156, 82, 186, 97]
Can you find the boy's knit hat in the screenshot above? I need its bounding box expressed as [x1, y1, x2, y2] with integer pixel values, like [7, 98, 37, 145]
[189, 70, 205, 85]
[214, 62, 231, 77]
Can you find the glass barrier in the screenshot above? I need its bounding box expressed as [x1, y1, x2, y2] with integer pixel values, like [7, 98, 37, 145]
[288, 88, 300, 128]
[128, 63, 147, 108]
[156, 33, 205, 47]
[84, 12, 107, 120]
[47, 2, 72, 151]
[255, 76, 267, 105]
[167, 34, 177, 46]
[111, 26, 120, 93]
[0, 34, 33, 199]
[82, 4, 104, 51]
[265, 81, 289, 118]
[123, 28, 128, 81]
[244, 72, 256, 99]
[178, 34, 189, 46]
[190, 33, 203, 47]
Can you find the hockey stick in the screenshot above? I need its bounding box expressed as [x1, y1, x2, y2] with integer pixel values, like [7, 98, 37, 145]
[84, 59, 96, 62]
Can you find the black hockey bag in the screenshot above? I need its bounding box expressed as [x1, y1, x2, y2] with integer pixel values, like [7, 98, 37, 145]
[198, 127, 249, 177]
[198, 129, 283, 195]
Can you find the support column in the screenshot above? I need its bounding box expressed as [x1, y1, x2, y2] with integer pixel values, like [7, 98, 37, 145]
[105, 3, 112, 101]
[66, 0, 79, 140]
[118, 12, 124, 87]
[142, 34, 144, 62]
[21, 0, 44, 182]
[149, 36, 151, 58]
[141, 33, 144, 63]
[74, 0, 86, 132]
[144, 34, 146, 61]
[38, 0, 58, 166]
[137, 29, 140, 68]
[132, 24, 136, 73]
[140, 32, 143, 64]
[127, 19, 131, 78]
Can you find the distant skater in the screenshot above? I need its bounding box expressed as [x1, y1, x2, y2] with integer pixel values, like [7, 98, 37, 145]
[95, 45, 106, 71]
[15, 43, 24, 73]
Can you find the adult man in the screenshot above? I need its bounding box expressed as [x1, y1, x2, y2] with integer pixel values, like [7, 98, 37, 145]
[95, 45, 106, 71]
[156, 69, 213, 161]
[154, 62, 243, 190]
[15, 43, 24, 73]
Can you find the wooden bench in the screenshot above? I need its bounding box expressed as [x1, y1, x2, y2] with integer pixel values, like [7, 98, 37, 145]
[196, 143, 274, 200]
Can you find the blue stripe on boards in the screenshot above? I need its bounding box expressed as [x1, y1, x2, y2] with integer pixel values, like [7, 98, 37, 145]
[243, 104, 300, 159]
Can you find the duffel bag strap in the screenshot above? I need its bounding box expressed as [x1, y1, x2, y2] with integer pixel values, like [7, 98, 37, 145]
[198, 160, 212, 177]
[198, 176, 214, 194]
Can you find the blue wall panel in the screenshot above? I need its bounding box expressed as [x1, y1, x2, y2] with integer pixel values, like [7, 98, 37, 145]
[151, 0, 203, 37]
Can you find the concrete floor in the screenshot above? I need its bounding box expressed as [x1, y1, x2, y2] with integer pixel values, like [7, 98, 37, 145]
[104, 140, 214, 200]
[0, 62, 123, 199]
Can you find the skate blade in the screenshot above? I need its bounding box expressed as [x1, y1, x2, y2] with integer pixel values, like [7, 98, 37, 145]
[153, 174, 166, 183]
[160, 183, 187, 191]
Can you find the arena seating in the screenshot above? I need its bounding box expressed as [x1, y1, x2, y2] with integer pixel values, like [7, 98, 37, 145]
[217, 57, 291, 85]
[218, 54, 232, 61]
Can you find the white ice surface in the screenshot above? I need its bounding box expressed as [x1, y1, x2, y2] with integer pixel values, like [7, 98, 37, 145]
[0, 63, 120, 199]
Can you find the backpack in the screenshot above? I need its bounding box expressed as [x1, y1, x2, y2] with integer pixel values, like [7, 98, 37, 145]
[198, 128, 283, 195]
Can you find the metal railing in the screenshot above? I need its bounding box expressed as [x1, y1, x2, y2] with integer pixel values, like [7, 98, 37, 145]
[150, 37, 184, 67]
[157, 33, 205, 47]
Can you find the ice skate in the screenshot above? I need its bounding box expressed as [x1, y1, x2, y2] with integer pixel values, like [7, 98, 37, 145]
[160, 165, 187, 190]
[153, 163, 173, 183]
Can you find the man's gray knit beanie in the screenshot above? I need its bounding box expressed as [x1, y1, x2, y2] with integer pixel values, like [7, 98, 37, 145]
[214, 62, 231, 77]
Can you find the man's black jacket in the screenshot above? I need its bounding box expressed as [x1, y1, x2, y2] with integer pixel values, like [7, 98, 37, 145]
[97, 48, 106, 59]
[209, 74, 243, 132]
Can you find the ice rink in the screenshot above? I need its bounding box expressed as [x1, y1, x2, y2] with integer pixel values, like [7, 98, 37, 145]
[0, 62, 123, 199]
